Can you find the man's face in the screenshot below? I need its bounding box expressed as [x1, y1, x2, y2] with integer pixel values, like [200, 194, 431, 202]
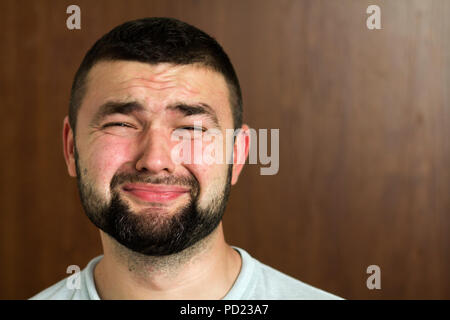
[64, 61, 246, 256]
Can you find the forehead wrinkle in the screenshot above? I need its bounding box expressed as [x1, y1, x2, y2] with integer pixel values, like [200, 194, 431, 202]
[108, 63, 209, 97]
[121, 83, 178, 92]
[118, 77, 201, 95]
[117, 77, 175, 85]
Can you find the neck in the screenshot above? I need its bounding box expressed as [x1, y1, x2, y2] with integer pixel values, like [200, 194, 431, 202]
[94, 223, 242, 299]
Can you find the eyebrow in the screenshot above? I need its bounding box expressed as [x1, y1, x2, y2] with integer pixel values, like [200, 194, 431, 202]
[166, 102, 220, 128]
[90, 101, 145, 126]
[90, 100, 220, 128]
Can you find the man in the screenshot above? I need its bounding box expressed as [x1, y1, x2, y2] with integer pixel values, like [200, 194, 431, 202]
[31, 17, 341, 300]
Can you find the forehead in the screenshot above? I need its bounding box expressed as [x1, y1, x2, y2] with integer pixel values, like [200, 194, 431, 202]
[81, 61, 233, 127]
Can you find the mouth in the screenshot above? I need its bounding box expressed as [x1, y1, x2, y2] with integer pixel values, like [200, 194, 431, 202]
[121, 183, 189, 203]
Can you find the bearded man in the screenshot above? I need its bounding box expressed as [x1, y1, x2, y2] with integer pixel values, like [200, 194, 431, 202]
[31, 17, 341, 300]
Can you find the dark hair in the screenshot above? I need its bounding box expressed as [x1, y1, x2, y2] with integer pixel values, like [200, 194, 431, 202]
[69, 17, 243, 134]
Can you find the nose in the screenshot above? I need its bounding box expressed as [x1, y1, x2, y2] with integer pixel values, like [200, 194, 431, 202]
[135, 128, 176, 174]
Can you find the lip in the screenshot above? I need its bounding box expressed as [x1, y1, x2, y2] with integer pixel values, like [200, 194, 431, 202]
[122, 183, 189, 202]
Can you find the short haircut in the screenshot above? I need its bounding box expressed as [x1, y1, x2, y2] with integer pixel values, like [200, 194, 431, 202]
[69, 17, 243, 134]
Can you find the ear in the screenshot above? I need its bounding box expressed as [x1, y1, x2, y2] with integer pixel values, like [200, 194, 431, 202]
[231, 124, 250, 185]
[63, 116, 77, 177]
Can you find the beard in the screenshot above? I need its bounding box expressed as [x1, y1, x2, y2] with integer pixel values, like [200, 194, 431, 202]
[74, 148, 232, 257]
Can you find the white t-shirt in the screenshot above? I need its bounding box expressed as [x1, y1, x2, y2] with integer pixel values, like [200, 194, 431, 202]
[30, 247, 342, 300]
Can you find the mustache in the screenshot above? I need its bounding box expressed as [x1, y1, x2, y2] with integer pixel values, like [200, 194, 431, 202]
[110, 171, 199, 194]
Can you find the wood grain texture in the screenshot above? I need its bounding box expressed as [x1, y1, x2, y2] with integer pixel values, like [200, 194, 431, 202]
[0, 0, 448, 299]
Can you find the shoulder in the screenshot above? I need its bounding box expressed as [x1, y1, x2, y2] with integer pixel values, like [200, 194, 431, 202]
[232, 247, 343, 300]
[256, 261, 343, 300]
[29, 277, 80, 300]
[29, 256, 102, 300]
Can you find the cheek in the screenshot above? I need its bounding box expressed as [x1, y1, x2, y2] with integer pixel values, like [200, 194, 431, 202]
[180, 139, 222, 182]
[186, 162, 229, 207]
[177, 136, 230, 198]
[174, 135, 228, 168]
[83, 138, 133, 190]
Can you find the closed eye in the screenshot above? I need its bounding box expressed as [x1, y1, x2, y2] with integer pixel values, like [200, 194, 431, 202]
[102, 122, 136, 129]
[181, 126, 207, 132]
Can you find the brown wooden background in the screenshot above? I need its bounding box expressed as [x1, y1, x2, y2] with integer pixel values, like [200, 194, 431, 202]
[1, 0, 449, 299]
